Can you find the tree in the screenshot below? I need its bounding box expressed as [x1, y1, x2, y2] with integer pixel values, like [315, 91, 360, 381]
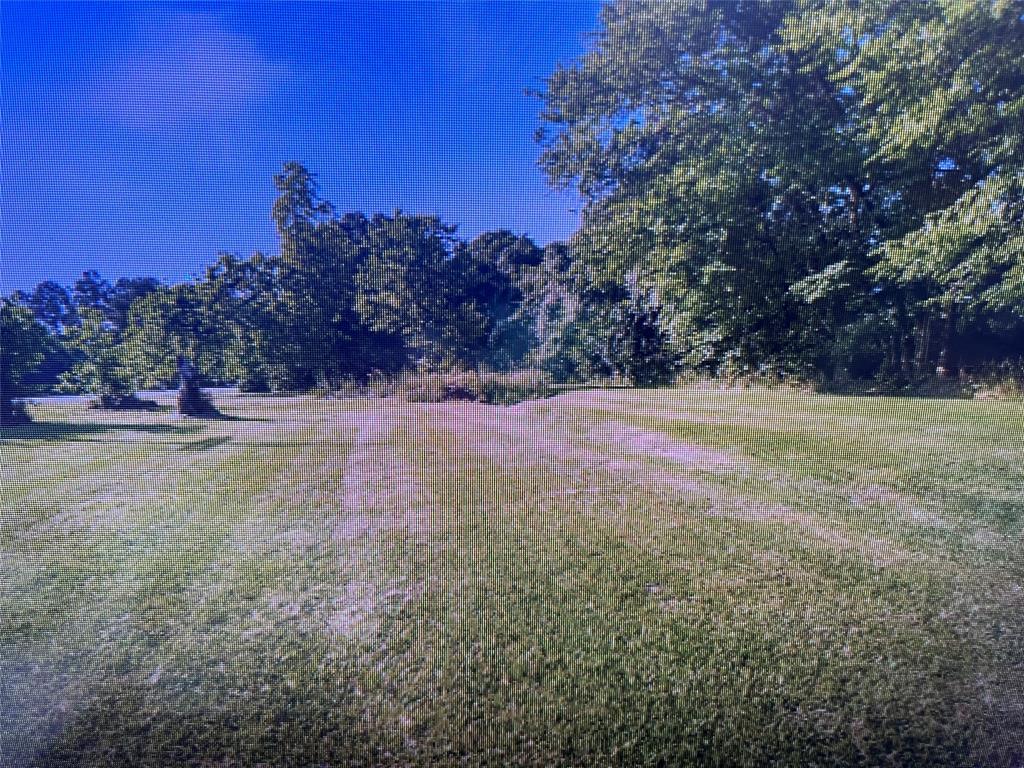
[515, 241, 611, 382]
[608, 269, 676, 385]
[272, 161, 334, 246]
[355, 212, 468, 369]
[13, 280, 77, 332]
[537, 0, 875, 380]
[203, 252, 284, 392]
[10, 282, 79, 389]
[107, 277, 162, 331]
[72, 270, 113, 317]
[123, 284, 227, 415]
[269, 164, 406, 386]
[59, 308, 139, 406]
[454, 230, 544, 370]
[823, 0, 1024, 377]
[0, 298, 51, 422]
[535, 0, 1024, 384]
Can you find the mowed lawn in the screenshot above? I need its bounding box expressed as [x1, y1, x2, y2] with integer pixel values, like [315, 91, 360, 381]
[2, 388, 1023, 767]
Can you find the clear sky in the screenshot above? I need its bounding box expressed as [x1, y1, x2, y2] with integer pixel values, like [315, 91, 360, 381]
[2, 1, 600, 292]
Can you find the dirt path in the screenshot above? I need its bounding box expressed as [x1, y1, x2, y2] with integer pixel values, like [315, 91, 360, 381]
[335, 403, 434, 541]
[325, 403, 435, 639]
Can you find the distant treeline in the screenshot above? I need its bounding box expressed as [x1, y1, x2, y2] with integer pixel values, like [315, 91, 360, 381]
[3, 0, 1022, 415]
[4, 165, 580, 399]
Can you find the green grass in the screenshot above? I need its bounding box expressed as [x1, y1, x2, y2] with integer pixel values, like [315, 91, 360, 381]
[1, 386, 1022, 767]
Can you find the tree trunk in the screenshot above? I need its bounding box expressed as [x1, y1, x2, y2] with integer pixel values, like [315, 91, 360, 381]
[935, 306, 958, 379]
[915, 316, 932, 375]
[900, 332, 915, 378]
[177, 356, 219, 417]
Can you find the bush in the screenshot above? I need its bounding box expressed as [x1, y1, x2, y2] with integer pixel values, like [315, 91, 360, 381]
[397, 372, 463, 403]
[970, 359, 1024, 400]
[1, 399, 31, 425]
[364, 369, 554, 405]
[465, 370, 554, 405]
[238, 374, 271, 394]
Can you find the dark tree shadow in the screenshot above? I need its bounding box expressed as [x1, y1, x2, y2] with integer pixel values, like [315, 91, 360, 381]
[178, 436, 232, 451]
[181, 411, 271, 422]
[0, 422, 202, 442]
[816, 379, 977, 399]
[22, 678, 390, 768]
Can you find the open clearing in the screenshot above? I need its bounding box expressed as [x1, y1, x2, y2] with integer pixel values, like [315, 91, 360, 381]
[2, 387, 1023, 766]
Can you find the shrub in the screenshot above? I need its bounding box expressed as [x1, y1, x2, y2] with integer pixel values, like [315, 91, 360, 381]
[971, 359, 1024, 400]
[396, 372, 469, 403]
[463, 370, 554, 405]
[366, 369, 554, 405]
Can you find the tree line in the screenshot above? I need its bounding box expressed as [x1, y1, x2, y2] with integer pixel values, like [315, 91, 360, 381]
[2, 163, 579, 417]
[3, 0, 1022, 419]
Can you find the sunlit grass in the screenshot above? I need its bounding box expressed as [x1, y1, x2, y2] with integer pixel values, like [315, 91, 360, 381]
[2, 388, 1022, 766]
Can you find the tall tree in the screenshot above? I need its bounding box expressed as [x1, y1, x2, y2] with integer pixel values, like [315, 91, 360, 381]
[537, 0, 874, 378]
[515, 242, 611, 381]
[355, 212, 468, 368]
[823, 0, 1024, 376]
[123, 283, 229, 414]
[455, 230, 544, 370]
[13, 281, 77, 332]
[59, 308, 138, 404]
[203, 251, 285, 392]
[107, 277, 162, 331]
[0, 299, 51, 422]
[269, 164, 399, 386]
[72, 271, 114, 317]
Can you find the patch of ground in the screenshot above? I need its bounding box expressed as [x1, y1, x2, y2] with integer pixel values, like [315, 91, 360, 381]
[334, 405, 434, 541]
[431, 402, 924, 566]
[850, 483, 951, 529]
[586, 421, 746, 472]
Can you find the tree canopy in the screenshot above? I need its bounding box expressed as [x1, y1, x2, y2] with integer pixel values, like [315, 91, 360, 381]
[537, 0, 1024, 380]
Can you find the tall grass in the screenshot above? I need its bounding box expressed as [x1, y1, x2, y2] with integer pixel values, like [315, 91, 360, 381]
[328, 369, 556, 405]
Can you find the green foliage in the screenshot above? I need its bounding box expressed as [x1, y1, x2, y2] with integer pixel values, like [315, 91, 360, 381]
[355, 213, 463, 365]
[12, 280, 76, 331]
[534, 0, 1024, 383]
[122, 284, 229, 388]
[58, 309, 136, 397]
[538, 0, 871, 376]
[0, 298, 51, 420]
[454, 230, 543, 370]
[608, 270, 677, 385]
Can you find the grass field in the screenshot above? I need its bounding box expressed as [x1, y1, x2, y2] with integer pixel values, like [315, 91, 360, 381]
[2, 387, 1023, 767]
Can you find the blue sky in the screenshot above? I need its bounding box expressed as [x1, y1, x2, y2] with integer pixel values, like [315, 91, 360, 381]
[3, 1, 600, 291]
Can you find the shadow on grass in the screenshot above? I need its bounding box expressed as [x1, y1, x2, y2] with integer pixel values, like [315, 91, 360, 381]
[0, 422, 202, 442]
[814, 379, 978, 399]
[179, 436, 232, 451]
[202, 412, 272, 422]
[18, 661, 1017, 768]
[20, 680, 384, 768]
